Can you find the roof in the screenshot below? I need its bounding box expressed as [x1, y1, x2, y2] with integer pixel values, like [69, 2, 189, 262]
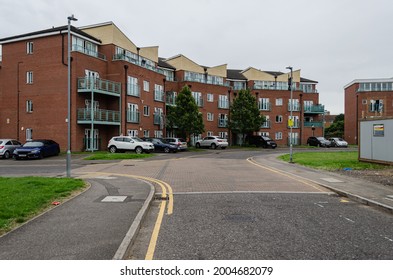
[300, 77, 318, 83]
[344, 77, 393, 89]
[158, 57, 176, 70]
[0, 25, 101, 44]
[226, 69, 247, 80]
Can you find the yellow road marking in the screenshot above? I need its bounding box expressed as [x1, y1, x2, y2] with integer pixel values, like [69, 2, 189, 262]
[75, 171, 173, 260]
[246, 158, 327, 192]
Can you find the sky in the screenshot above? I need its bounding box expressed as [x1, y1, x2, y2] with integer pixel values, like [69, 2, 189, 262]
[1, 0, 393, 114]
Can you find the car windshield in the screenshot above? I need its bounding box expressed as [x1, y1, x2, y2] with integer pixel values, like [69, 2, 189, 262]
[0, 141, 3, 145]
[178, 139, 186, 142]
[23, 142, 44, 147]
[338, 138, 344, 141]
[131, 137, 144, 142]
[262, 136, 272, 141]
[317, 137, 326, 141]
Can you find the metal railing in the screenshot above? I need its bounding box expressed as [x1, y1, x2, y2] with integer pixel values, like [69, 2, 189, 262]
[77, 77, 121, 95]
[77, 108, 120, 123]
[259, 102, 271, 111]
[72, 44, 106, 60]
[304, 121, 323, 127]
[127, 84, 140, 97]
[304, 105, 325, 114]
[127, 111, 140, 123]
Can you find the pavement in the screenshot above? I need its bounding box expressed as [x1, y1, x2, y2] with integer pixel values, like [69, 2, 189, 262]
[0, 149, 393, 260]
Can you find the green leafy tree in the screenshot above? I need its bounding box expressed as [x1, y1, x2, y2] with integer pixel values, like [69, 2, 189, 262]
[229, 89, 265, 144]
[167, 86, 204, 142]
[325, 113, 344, 138]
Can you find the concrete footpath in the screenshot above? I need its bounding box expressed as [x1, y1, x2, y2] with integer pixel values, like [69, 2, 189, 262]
[0, 173, 154, 260]
[253, 153, 393, 214]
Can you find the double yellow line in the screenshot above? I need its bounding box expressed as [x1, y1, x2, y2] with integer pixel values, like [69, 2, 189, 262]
[76, 172, 173, 260]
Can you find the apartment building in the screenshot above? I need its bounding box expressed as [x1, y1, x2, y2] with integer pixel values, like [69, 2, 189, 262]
[0, 22, 324, 151]
[344, 78, 393, 144]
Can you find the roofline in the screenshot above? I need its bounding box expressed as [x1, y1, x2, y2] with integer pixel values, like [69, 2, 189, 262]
[344, 78, 393, 89]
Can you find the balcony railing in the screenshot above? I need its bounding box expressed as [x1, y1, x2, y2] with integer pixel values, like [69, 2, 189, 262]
[218, 119, 227, 128]
[154, 113, 165, 126]
[218, 100, 229, 109]
[127, 84, 140, 97]
[304, 121, 323, 128]
[259, 102, 271, 111]
[72, 44, 106, 60]
[113, 53, 165, 75]
[261, 120, 271, 128]
[77, 108, 120, 124]
[127, 111, 140, 123]
[304, 105, 325, 114]
[77, 77, 121, 96]
[194, 97, 204, 107]
[166, 92, 176, 106]
[288, 102, 301, 112]
[154, 90, 165, 102]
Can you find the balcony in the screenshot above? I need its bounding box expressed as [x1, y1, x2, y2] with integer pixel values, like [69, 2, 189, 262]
[72, 44, 106, 60]
[261, 120, 271, 128]
[304, 121, 323, 128]
[78, 77, 121, 97]
[113, 53, 165, 76]
[77, 108, 120, 125]
[304, 104, 325, 114]
[218, 100, 229, 109]
[127, 111, 140, 123]
[194, 97, 204, 107]
[154, 113, 165, 127]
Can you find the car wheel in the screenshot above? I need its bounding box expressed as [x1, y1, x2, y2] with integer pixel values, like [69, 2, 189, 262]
[4, 151, 10, 159]
[317, 143, 320, 147]
[211, 143, 217, 149]
[221, 146, 226, 149]
[109, 146, 117, 153]
[196, 143, 201, 148]
[39, 152, 44, 159]
[135, 146, 143, 154]
[164, 147, 170, 153]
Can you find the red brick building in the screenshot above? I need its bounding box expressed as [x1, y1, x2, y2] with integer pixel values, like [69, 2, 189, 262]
[344, 78, 393, 144]
[0, 22, 325, 151]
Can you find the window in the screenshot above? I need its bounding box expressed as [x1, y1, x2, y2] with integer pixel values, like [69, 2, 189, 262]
[143, 130, 150, 137]
[143, 80, 149, 92]
[154, 130, 163, 138]
[207, 112, 214, 121]
[26, 42, 34, 54]
[259, 98, 270, 111]
[26, 71, 33, 84]
[26, 128, 33, 141]
[207, 131, 213, 137]
[218, 95, 229, 109]
[261, 116, 270, 128]
[154, 84, 164, 101]
[304, 101, 314, 111]
[275, 132, 283, 140]
[219, 132, 228, 139]
[127, 130, 138, 137]
[192, 92, 203, 107]
[275, 115, 283, 123]
[207, 93, 214, 102]
[127, 76, 139, 97]
[369, 99, 383, 112]
[276, 98, 283, 106]
[218, 114, 227, 127]
[26, 100, 33, 113]
[143, 105, 150, 116]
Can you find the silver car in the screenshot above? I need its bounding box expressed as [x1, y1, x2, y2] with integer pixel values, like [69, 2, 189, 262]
[164, 137, 188, 151]
[0, 139, 22, 159]
[107, 136, 154, 154]
[195, 136, 228, 149]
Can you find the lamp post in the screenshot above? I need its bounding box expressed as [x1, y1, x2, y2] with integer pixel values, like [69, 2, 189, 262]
[286, 66, 294, 163]
[67, 14, 77, 177]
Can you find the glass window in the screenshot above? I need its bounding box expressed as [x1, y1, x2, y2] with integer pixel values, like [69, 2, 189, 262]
[143, 105, 150, 116]
[26, 42, 33, 54]
[207, 93, 214, 102]
[26, 71, 33, 84]
[26, 100, 33, 112]
[143, 81, 149, 92]
[276, 98, 283, 106]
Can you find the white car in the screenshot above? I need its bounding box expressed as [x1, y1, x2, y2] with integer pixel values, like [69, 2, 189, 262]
[195, 136, 228, 149]
[329, 137, 348, 148]
[107, 136, 154, 154]
[0, 139, 22, 159]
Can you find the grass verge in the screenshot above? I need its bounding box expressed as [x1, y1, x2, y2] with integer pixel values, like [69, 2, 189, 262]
[0, 177, 86, 235]
[83, 152, 154, 160]
[278, 151, 386, 170]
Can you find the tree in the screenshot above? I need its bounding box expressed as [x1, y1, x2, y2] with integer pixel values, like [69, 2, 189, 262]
[325, 113, 344, 138]
[167, 86, 204, 142]
[228, 89, 265, 144]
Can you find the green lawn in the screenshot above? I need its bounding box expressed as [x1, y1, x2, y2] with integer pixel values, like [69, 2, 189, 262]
[83, 152, 154, 160]
[278, 151, 386, 170]
[0, 177, 86, 235]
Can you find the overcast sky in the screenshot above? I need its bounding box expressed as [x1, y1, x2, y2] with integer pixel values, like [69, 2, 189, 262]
[1, 0, 393, 114]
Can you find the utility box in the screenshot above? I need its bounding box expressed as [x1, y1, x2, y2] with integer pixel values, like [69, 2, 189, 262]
[359, 118, 393, 165]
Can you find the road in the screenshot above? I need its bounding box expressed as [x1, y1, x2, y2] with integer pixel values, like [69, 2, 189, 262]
[1, 148, 393, 259]
[74, 148, 393, 260]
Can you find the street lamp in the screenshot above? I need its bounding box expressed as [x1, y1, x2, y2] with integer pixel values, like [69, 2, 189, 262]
[67, 14, 77, 177]
[286, 66, 294, 163]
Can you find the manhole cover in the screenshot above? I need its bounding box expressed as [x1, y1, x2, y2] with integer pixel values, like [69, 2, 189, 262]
[101, 196, 128, 202]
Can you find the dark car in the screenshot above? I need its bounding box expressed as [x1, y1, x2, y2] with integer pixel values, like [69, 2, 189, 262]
[13, 139, 60, 159]
[307, 136, 331, 147]
[247, 135, 277, 149]
[142, 137, 178, 153]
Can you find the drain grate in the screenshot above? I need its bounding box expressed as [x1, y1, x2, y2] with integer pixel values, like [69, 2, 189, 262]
[154, 194, 169, 201]
[101, 196, 128, 202]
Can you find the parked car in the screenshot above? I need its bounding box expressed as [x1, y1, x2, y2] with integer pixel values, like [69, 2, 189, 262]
[0, 139, 22, 159]
[307, 136, 331, 147]
[195, 136, 228, 149]
[164, 137, 188, 151]
[246, 135, 277, 149]
[142, 137, 178, 153]
[107, 136, 154, 154]
[13, 139, 60, 159]
[329, 137, 348, 148]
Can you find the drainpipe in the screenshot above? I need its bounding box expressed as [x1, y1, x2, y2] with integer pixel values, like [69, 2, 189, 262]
[299, 93, 303, 145]
[17, 61, 23, 141]
[124, 65, 128, 135]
